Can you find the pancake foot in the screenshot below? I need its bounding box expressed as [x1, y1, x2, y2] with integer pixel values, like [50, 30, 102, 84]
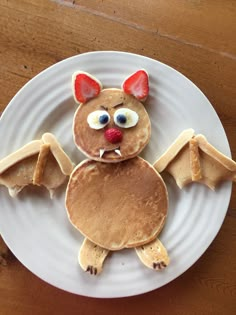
[79, 238, 109, 275]
[135, 238, 169, 271]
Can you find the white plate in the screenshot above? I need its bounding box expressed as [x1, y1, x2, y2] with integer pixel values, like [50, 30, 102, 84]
[0, 51, 232, 298]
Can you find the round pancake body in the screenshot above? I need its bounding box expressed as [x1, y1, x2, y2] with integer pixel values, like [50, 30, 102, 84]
[65, 157, 168, 250]
[73, 89, 151, 163]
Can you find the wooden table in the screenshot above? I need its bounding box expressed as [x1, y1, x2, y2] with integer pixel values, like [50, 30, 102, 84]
[0, 1, 235, 314]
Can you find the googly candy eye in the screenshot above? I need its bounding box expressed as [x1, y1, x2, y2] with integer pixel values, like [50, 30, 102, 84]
[114, 108, 139, 128]
[87, 110, 110, 129]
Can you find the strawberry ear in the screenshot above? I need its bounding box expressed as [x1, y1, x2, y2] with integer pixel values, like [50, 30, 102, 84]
[72, 71, 102, 104]
[122, 70, 149, 101]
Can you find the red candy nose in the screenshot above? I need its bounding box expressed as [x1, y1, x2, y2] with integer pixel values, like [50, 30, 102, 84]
[104, 128, 123, 144]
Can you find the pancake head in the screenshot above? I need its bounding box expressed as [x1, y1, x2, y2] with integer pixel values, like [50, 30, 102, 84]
[72, 71, 151, 163]
[73, 89, 151, 162]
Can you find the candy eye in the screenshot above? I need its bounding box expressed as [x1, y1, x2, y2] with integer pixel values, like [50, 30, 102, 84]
[87, 110, 110, 129]
[114, 108, 139, 128]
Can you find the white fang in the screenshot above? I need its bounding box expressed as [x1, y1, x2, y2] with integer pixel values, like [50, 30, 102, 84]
[114, 149, 122, 156]
[99, 149, 105, 158]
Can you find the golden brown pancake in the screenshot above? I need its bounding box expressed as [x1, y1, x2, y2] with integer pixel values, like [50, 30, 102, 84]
[73, 89, 151, 163]
[135, 238, 170, 270]
[0, 152, 66, 197]
[154, 129, 195, 173]
[79, 238, 109, 275]
[65, 156, 168, 251]
[154, 130, 236, 189]
[195, 134, 236, 189]
[0, 133, 74, 197]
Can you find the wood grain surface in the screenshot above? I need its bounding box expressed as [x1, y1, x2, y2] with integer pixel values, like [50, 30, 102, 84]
[0, 0, 235, 314]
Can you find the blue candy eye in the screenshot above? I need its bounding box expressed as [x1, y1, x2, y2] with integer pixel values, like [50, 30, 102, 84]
[114, 108, 139, 129]
[116, 114, 127, 124]
[87, 110, 110, 129]
[99, 114, 109, 124]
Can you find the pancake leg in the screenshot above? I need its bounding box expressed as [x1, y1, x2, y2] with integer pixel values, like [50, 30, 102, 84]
[78, 238, 109, 275]
[135, 238, 170, 271]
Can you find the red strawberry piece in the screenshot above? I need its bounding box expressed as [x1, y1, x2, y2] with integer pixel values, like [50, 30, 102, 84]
[104, 128, 123, 144]
[73, 72, 102, 103]
[122, 70, 149, 101]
